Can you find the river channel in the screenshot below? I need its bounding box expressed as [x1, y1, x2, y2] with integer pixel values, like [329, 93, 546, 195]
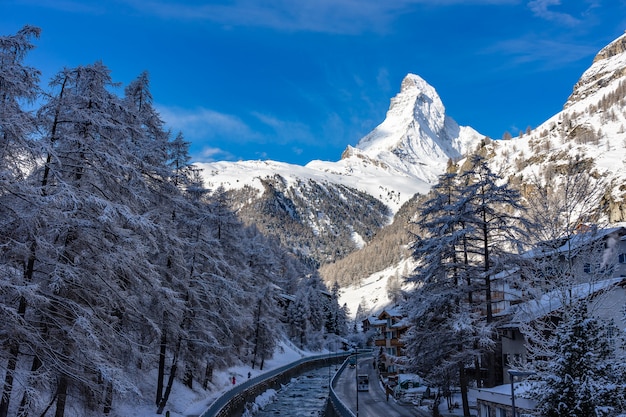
[248, 365, 335, 416]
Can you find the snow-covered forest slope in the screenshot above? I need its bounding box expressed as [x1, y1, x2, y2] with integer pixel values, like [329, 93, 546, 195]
[0, 26, 350, 417]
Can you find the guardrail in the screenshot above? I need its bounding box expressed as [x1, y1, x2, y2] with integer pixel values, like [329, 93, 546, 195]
[326, 350, 373, 417]
[200, 351, 349, 417]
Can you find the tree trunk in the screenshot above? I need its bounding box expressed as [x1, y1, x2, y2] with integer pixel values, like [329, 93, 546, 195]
[203, 363, 213, 390]
[156, 364, 176, 415]
[0, 341, 19, 417]
[156, 340, 180, 415]
[18, 354, 42, 417]
[156, 331, 167, 406]
[459, 363, 471, 417]
[432, 392, 441, 417]
[103, 380, 113, 415]
[183, 366, 193, 389]
[0, 288, 30, 417]
[54, 375, 68, 417]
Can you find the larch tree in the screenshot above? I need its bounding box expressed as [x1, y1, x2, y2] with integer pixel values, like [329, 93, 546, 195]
[0, 25, 41, 417]
[457, 153, 528, 387]
[2, 61, 171, 417]
[0, 26, 338, 417]
[404, 172, 484, 416]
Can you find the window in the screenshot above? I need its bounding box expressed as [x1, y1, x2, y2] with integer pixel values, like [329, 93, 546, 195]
[619, 253, 626, 263]
[607, 319, 617, 346]
[584, 263, 592, 273]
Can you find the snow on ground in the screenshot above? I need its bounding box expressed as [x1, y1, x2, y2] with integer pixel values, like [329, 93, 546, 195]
[338, 258, 416, 320]
[115, 340, 318, 417]
[241, 388, 278, 417]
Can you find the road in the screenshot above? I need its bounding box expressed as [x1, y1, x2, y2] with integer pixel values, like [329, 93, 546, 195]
[333, 357, 429, 417]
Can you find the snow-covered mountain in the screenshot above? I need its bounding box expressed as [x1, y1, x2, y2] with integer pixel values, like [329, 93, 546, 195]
[330, 73, 482, 184]
[198, 31, 626, 286]
[198, 73, 484, 214]
[196, 72, 485, 267]
[334, 32, 626, 318]
[486, 32, 626, 222]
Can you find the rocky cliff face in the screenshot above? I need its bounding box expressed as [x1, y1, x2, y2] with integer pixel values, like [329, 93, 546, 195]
[492, 32, 626, 223]
[565, 32, 626, 108]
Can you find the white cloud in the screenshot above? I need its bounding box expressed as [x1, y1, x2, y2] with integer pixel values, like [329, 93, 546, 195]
[195, 146, 233, 162]
[125, 0, 518, 34]
[156, 105, 259, 141]
[527, 0, 581, 26]
[481, 36, 598, 70]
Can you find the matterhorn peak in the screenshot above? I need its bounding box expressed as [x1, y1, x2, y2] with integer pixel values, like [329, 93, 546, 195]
[346, 73, 483, 184]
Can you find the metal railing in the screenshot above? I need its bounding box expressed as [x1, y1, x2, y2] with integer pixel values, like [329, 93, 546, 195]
[328, 357, 356, 417]
[200, 351, 349, 417]
[327, 350, 373, 417]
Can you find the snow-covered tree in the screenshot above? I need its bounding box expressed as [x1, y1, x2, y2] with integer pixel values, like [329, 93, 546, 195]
[0, 25, 41, 417]
[325, 281, 348, 336]
[457, 154, 528, 386]
[0, 27, 335, 416]
[404, 171, 484, 415]
[405, 153, 529, 417]
[531, 304, 625, 417]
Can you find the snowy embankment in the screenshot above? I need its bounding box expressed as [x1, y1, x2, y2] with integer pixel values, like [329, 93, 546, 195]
[116, 340, 317, 417]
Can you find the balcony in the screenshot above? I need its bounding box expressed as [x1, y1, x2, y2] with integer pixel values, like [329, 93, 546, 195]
[374, 338, 404, 347]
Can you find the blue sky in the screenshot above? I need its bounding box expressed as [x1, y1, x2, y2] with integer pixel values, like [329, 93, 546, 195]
[2, 1, 626, 165]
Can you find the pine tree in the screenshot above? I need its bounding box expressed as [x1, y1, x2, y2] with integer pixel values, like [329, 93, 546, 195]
[533, 304, 625, 417]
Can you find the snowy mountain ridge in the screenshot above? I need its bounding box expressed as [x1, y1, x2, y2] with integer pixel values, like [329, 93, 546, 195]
[336, 32, 626, 318]
[488, 31, 626, 222]
[198, 73, 484, 213]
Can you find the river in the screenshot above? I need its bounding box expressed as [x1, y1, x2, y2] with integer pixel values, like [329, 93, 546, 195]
[247, 365, 334, 416]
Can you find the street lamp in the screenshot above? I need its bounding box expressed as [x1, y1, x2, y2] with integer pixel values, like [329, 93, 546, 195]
[355, 347, 359, 417]
[508, 370, 535, 417]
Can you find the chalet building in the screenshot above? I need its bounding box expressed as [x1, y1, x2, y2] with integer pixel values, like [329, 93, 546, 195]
[367, 308, 409, 375]
[495, 225, 626, 383]
[469, 225, 626, 415]
[475, 383, 536, 417]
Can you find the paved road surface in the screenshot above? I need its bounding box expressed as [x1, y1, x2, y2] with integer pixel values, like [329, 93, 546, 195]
[334, 358, 429, 417]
